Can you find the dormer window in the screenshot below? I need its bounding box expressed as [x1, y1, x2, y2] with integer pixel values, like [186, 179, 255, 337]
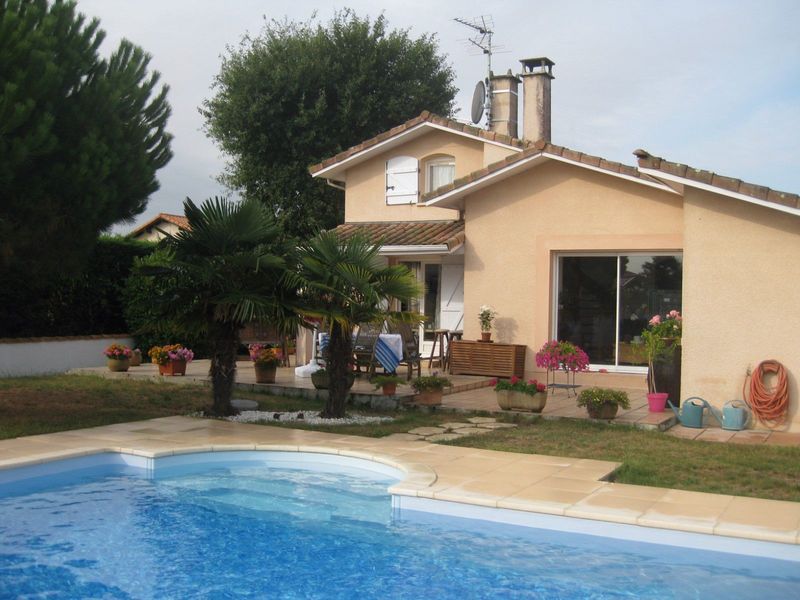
[386, 156, 419, 205]
[424, 155, 455, 193]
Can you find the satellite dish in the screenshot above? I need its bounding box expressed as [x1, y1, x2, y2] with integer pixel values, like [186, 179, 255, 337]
[471, 80, 486, 124]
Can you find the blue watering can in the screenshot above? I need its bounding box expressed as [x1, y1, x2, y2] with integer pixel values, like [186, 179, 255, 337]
[719, 400, 751, 431]
[667, 397, 710, 428]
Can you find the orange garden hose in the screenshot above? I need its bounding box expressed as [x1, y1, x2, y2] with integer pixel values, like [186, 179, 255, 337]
[743, 360, 790, 428]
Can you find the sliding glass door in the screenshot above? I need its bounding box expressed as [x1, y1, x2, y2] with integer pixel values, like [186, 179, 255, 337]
[555, 254, 682, 370]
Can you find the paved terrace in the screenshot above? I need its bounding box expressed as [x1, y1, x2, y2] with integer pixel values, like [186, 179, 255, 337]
[0, 417, 798, 545]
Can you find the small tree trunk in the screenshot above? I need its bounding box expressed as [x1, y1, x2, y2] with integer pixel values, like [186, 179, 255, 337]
[209, 321, 240, 416]
[322, 321, 352, 418]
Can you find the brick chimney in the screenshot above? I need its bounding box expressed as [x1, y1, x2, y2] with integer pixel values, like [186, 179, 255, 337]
[519, 57, 554, 142]
[489, 70, 520, 139]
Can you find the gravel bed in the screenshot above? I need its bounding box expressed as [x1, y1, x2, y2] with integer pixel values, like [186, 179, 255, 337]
[226, 411, 394, 426]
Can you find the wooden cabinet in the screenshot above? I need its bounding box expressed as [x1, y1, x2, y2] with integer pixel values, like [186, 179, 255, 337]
[449, 340, 526, 378]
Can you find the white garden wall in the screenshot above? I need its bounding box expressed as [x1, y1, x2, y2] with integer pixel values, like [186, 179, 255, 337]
[0, 335, 135, 377]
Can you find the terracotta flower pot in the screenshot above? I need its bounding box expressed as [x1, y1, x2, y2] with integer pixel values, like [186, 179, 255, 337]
[254, 363, 277, 383]
[586, 402, 619, 419]
[382, 383, 397, 396]
[480, 331, 492, 342]
[496, 390, 547, 413]
[415, 390, 443, 406]
[647, 392, 669, 412]
[159, 359, 186, 376]
[107, 358, 130, 372]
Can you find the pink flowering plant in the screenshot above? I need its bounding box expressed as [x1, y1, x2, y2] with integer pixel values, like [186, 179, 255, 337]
[168, 346, 194, 363]
[104, 343, 132, 360]
[535, 340, 590, 373]
[493, 376, 547, 396]
[248, 343, 281, 367]
[641, 309, 682, 393]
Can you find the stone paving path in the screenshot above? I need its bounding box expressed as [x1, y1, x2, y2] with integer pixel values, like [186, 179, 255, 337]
[396, 417, 517, 442]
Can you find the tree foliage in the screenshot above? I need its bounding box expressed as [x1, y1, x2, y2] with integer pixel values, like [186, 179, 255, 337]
[202, 10, 456, 240]
[141, 197, 292, 415]
[0, 0, 172, 283]
[288, 231, 420, 418]
[0, 236, 154, 338]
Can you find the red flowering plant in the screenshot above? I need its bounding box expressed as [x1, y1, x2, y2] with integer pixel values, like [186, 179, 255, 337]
[492, 375, 547, 396]
[535, 340, 590, 373]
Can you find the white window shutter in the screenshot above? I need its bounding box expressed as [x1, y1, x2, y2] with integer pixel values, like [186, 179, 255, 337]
[386, 156, 419, 205]
[439, 264, 464, 332]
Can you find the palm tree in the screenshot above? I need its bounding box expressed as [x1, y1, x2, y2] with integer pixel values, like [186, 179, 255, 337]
[288, 231, 420, 418]
[148, 197, 290, 415]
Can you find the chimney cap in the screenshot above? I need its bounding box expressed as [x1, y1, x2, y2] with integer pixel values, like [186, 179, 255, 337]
[520, 57, 555, 77]
[490, 69, 521, 83]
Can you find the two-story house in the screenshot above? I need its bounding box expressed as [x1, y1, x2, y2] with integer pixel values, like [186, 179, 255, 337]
[308, 57, 800, 432]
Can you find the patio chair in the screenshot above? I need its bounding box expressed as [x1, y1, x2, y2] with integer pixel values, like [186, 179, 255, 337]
[352, 321, 384, 376]
[394, 322, 423, 381]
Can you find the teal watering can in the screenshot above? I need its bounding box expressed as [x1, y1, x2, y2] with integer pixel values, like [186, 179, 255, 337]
[720, 400, 751, 431]
[667, 397, 709, 428]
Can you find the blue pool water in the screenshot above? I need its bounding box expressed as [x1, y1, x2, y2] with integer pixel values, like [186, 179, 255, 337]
[1, 453, 798, 599]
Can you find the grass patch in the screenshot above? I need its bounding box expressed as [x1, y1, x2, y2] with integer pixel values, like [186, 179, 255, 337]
[0, 374, 320, 439]
[442, 419, 800, 502]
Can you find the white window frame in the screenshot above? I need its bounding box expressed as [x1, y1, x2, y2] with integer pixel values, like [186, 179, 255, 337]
[424, 155, 456, 193]
[551, 251, 683, 374]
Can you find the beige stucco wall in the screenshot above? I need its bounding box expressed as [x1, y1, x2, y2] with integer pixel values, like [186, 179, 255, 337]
[482, 143, 519, 167]
[344, 130, 484, 222]
[682, 189, 800, 431]
[463, 160, 683, 382]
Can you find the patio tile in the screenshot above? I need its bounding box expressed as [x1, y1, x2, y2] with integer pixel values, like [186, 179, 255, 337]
[728, 430, 770, 445]
[715, 497, 800, 543]
[666, 425, 704, 440]
[695, 429, 736, 443]
[763, 431, 800, 447]
[533, 476, 605, 494]
[566, 493, 658, 525]
[499, 486, 587, 516]
[638, 502, 725, 534]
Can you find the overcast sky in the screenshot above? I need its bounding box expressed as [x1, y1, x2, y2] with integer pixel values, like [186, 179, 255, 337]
[74, 0, 800, 234]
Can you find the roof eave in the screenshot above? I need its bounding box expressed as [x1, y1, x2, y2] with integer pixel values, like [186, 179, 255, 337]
[379, 244, 455, 256]
[639, 168, 800, 218]
[310, 122, 523, 180]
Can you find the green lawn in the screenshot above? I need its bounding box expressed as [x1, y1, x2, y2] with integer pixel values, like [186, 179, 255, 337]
[1, 375, 798, 502]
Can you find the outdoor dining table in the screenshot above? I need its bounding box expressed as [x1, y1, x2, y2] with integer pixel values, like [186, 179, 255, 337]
[318, 333, 403, 373]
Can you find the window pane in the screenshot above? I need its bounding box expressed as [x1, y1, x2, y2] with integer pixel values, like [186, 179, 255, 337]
[557, 257, 617, 365]
[428, 163, 455, 191]
[618, 255, 683, 366]
[423, 264, 441, 341]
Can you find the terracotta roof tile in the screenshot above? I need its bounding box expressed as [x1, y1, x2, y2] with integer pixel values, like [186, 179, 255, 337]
[634, 149, 800, 210]
[331, 221, 465, 248]
[129, 213, 190, 237]
[420, 140, 650, 203]
[308, 112, 529, 175]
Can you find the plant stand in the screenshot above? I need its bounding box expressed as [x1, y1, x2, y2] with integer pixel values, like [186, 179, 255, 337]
[546, 368, 580, 397]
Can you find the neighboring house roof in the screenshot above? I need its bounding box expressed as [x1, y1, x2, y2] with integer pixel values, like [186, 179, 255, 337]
[129, 213, 190, 238]
[332, 220, 465, 255]
[422, 139, 676, 208]
[309, 111, 527, 180]
[634, 149, 800, 216]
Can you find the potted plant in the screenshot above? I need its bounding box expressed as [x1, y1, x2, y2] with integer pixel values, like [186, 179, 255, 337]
[535, 340, 590, 380]
[149, 344, 194, 376]
[411, 374, 452, 406]
[311, 368, 356, 391]
[104, 343, 132, 372]
[577, 387, 630, 419]
[372, 374, 404, 396]
[641, 310, 682, 412]
[478, 304, 497, 342]
[130, 348, 142, 367]
[249, 343, 281, 383]
[493, 376, 548, 412]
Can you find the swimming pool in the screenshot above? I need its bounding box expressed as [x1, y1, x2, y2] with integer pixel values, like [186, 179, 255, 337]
[1, 451, 798, 599]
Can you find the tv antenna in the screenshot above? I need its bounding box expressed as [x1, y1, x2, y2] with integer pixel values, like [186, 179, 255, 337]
[454, 16, 495, 128]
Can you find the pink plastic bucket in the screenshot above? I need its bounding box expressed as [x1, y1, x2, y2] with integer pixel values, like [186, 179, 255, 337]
[647, 392, 669, 412]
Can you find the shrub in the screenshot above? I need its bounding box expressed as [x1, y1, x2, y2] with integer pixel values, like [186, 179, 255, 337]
[577, 387, 631, 410]
[411, 374, 452, 392]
